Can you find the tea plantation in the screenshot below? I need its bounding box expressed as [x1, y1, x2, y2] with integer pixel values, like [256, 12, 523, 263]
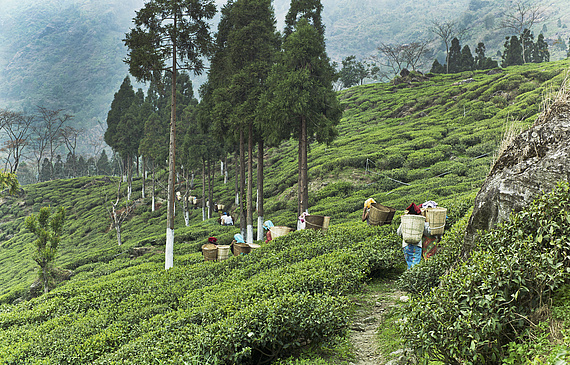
[0, 60, 570, 363]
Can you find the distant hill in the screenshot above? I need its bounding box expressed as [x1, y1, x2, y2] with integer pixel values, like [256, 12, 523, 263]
[0, 0, 569, 152]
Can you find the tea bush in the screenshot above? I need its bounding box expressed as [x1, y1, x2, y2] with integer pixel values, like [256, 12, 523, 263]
[400, 183, 570, 364]
[0, 224, 403, 364]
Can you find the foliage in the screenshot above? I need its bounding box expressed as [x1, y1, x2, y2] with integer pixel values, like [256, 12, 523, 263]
[24, 206, 66, 294]
[0, 58, 569, 363]
[400, 182, 570, 364]
[0, 171, 19, 195]
[0, 223, 402, 364]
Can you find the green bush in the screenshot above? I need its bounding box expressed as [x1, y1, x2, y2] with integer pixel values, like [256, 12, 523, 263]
[400, 183, 570, 364]
[0, 224, 403, 364]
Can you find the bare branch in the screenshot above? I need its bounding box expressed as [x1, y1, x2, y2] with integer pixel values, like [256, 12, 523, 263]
[499, 0, 546, 35]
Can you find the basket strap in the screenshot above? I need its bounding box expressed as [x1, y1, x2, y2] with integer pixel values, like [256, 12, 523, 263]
[430, 224, 446, 230]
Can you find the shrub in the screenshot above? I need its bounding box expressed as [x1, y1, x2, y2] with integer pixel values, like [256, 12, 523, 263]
[399, 182, 570, 364]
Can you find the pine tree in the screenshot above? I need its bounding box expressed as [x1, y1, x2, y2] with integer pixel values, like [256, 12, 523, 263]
[284, 0, 324, 39]
[263, 15, 341, 216]
[25, 206, 66, 294]
[64, 152, 77, 178]
[97, 150, 111, 175]
[39, 158, 52, 182]
[104, 77, 135, 152]
[521, 28, 535, 64]
[77, 156, 87, 177]
[430, 59, 445, 74]
[124, 0, 215, 270]
[447, 37, 461, 73]
[533, 33, 550, 63]
[53, 155, 64, 179]
[460, 45, 474, 72]
[474, 42, 486, 69]
[502, 36, 523, 67]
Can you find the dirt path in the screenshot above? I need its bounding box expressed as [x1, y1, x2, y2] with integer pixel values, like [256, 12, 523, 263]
[349, 280, 405, 365]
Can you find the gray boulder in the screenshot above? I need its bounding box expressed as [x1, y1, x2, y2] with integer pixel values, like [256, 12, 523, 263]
[465, 101, 570, 244]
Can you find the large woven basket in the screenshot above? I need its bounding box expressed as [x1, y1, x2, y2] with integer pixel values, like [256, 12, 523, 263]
[426, 207, 447, 235]
[369, 203, 396, 226]
[400, 215, 425, 244]
[233, 243, 251, 256]
[305, 215, 330, 232]
[217, 245, 230, 261]
[201, 243, 218, 261]
[270, 226, 294, 239]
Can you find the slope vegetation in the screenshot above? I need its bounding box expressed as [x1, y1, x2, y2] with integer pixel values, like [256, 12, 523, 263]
[0, 60, 568, 363]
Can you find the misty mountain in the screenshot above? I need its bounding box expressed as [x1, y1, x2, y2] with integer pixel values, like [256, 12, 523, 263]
[0, 0, 569, 153]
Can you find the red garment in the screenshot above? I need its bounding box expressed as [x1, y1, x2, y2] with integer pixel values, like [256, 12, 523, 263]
[265, 231, 272, 243]
[406, 202, 422, 215]
[422, 235, 439, 259]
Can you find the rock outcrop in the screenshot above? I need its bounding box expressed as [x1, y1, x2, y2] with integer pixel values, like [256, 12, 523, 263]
[465, 93, 570, 244]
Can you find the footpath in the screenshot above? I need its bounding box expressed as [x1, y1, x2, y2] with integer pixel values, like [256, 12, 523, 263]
[348, 278, 407, 365]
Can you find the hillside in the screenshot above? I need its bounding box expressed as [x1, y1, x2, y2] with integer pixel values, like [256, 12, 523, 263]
[1, 59, 569, 297]
[0, 60, 569, 363]
[2, 0, 570, 154]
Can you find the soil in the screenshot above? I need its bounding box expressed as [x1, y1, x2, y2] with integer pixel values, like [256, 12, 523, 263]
[348, 280, 405, 365]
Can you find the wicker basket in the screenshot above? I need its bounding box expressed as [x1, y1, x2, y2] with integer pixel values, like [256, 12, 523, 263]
[400, 215, 425, 244]
[305, 215, 330, 232]
[217, 245, 230, 261]
[368, 203, 396, 226]
[270, 226, 294, 239]
[233, 243, 251, 256]
[426, 207, 447, 235]
[201, 243, 218, 261]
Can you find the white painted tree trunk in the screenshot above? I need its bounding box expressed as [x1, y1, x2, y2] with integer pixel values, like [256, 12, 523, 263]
[202, 207, 205, 221]
[184, 211, 189, 226]
[246, 225, 254, 244]
[152, 195, 155, 212]
[257, 216, 264, 241]
[116, 224, 122, 246]
[165, 228, 174, 270]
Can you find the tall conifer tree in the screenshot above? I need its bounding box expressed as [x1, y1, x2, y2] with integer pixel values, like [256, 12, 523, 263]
[124, 0, 215, 270]
[263, 12, 341, 217]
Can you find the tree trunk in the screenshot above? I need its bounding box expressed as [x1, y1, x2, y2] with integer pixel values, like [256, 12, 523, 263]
[152, 162, 156, 212]
[141, 156, 146, 199]
[202, 160, 206, 221]
[43, 265, 49, 294]
[224, 153, 228, 184]
[298, 115, 308, 216]
[183, 170, 190, 227]
[239, 128, 246, 236]
[257, 139, 264, 241]
[165, 17, 177, 270]
[127, 155, 133, 201]
[246, 122, 254, 243]
[123, 156, 127, 183]
[445, 42, 450, 74]
[115, 224, 122, 246]
[235, 151, 239, 209]
[207, 156, 213, 219]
